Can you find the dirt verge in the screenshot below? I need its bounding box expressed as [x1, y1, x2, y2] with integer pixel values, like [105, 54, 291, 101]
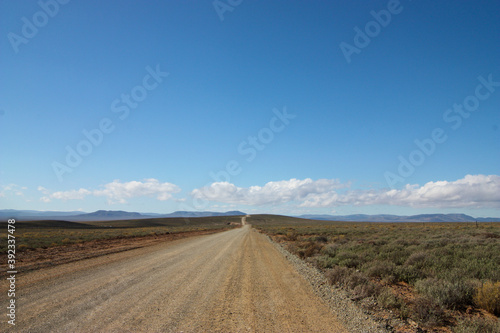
[3, 228, 232, 277]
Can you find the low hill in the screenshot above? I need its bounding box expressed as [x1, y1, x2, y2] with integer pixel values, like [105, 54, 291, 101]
[161, 211, 246, 218]
[85, 215, 245, 228]
[1, 209, 246, 221]
[74, 210, 143, 220]
[0, 220, 99, 229]
[0, 215, 245, 230]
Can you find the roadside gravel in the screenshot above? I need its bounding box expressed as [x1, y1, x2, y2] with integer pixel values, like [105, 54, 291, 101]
[263, 232, 389, 333]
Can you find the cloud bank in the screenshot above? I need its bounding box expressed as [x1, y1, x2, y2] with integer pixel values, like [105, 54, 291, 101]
[191, 175, 500, 209]
[93, 179, 180, 203]
[39, 179, 180, 204]
[191, 178, 347, 206]
[35, 175, 499, 210]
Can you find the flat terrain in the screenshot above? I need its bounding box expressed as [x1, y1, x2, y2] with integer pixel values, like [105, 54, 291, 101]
[5, 225, 347, 332]
[252, 215, 500, 332]
[0, 215, 243, 252]
[4, 228, 230, 275]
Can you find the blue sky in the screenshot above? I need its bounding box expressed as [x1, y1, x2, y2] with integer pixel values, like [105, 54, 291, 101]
[1, 0, 499, 217]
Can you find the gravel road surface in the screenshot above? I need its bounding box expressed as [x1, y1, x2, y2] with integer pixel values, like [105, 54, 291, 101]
[7, 225, 349, 332]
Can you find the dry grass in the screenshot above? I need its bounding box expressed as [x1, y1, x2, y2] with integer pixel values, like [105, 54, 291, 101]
[454, 317, 500, 333]
[474, 281, 500, 316]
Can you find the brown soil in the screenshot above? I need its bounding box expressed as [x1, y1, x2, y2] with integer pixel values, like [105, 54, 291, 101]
[4, 228, 231, 277]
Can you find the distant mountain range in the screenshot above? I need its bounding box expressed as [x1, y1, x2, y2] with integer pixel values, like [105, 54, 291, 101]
[298, 213, 499, 223]
[156, 211, 246, 218]
[0, 209, 246, 221]
[1, 210, 498, 222]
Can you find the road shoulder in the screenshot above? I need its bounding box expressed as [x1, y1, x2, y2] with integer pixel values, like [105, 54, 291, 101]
[260, 229, 389, 333]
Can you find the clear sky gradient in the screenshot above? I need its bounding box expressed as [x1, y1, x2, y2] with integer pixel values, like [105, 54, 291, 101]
[1, 0, 499, 217]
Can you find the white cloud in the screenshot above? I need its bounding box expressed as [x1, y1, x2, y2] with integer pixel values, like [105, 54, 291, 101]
[53, 189, 91, 200]
[93, 179, 180, 204]
[33, 175, 500, 209]
[37, 186, 49, 194]
[191, 178, 346, 206]
[38, 179, 181, 204]
[301, 174, 500, 208]
[39, 188, 91, 202]
[1, 184, 27, 197]
[40, 196, 51, 203]
[191, 175, 500, 209]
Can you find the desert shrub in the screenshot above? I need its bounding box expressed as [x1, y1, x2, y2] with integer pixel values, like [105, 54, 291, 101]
[474, 280, 500, 315]
[377, 288, 399, 309]
[333, 235, 349, 245]
[316, 255, 337, 269]
[344, 271, 370, 289]
[415, 278, 476, 310]
[353, 281, 381, 298]
[376, 288, 408, 319]
[377, 243, 411, 265]
[335, 252, 363, 268]
[478, 232, 500, 239]
[397, 302, 410, 320]
[325, 266, 352, 286]
[17, 244, 29, 251]
[394, 238, 411, 246]
[381, 274, 397, 285]
[286, 229, 298, 241]
[404, 251, 429, 267]
[61, 238, 71, 244]
[297, 241, 323, 258]
[326, 265, 378, 298]
[363, 260, 396, 278]
[394, 265, 425, 284]
[314, 235, 328, 243]
[320, 243, 338, 257]
[454, 317, 500, 333]
[412, 296, 447, 327]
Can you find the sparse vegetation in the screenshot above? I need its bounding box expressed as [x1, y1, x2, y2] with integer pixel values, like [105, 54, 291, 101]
[415, 278, 476, 310]
[377, 288, 401, 309]
[251, 215, 500, 331]
[454, 316, 500, 333]
[474, 280, 500, 316]
[411, 296, 447, 327]
[0, 216, 242, 253]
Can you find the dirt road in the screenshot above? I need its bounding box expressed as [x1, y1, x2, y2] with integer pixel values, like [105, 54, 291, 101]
[7, 225, 348, 332]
